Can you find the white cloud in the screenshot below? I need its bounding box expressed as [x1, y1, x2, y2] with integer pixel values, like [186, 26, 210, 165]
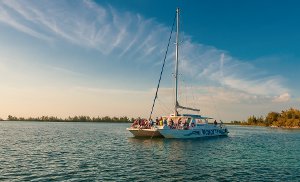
[148, 85, 290, 121]
[273, 92, 291, 102]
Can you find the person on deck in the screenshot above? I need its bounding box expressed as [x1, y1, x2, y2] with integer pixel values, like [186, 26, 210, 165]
[214, 120, 217, 125]
[131, 120, 138, 128]
[150, 118, 154, 127]
[159, 119, 163, 126]
[190, 119, 196, 128]
[169, 119, 174, 129]
[141, 119, 145, 128]
[155, 117, 159, 125]
[163, 118, 167, 126]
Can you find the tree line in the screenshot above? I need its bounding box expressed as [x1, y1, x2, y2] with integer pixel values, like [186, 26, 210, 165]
[231, 108, 300, 128]
[1, 115, 131, 123]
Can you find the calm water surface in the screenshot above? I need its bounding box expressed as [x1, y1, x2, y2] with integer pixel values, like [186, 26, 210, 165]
[0, 121, 299, 181]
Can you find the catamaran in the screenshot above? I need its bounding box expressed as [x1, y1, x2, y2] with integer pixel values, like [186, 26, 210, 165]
[127, 8, 229, 138]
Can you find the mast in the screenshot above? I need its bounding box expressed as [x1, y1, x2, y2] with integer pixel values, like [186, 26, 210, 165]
[174, 8, 179, 116]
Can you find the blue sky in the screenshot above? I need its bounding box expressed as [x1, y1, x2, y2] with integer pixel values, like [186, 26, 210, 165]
[0, 0, 299, 121]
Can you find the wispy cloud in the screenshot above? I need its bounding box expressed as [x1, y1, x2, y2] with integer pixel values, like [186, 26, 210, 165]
[0, 2, 51, 41]
[0, 0, 168, 57]
[0, 0, 290, 104]
[48, 66, 85, 77]
[176, 37, 290, 101]
[73, 86, 151, 95]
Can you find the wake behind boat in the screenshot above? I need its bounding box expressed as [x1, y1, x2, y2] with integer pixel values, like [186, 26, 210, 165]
[127, 8, 229, 138]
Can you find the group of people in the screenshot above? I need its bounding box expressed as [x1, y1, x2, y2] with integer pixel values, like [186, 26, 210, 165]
[131, 117, 196, 130]
[214, 120, 224, 126]
[131, 117, 224, 129]
[163, 117, 192, 130]
[131, 118, 154, 129]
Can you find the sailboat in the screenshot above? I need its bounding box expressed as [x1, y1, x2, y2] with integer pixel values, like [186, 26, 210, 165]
[127, 8, 229, 138]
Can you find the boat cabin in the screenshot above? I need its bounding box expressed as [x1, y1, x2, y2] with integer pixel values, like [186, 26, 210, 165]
[157, 114, 213, 129]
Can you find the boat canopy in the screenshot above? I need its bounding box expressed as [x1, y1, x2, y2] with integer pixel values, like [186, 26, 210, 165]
[164, 114, 213, 119]
[182, 114, 213, 119]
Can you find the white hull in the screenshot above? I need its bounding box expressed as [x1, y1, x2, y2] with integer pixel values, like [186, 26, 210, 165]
[127, 128, 163, 137]
[158, 125, 228, 139]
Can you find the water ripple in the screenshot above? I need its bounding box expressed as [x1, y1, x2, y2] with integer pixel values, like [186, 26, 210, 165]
[0, 122, 299, 181]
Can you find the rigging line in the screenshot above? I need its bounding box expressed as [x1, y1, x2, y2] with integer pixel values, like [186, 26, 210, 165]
[208, 86, 221, 120]
[180, 76, 199, 113]
[157, 98, 173, 114]
[184, 68, 202, 112]
[190, 82, 199, 111]
[149, 12, 176, 120]
[179, 77, 183, 105]
[182, 79, 190, 109]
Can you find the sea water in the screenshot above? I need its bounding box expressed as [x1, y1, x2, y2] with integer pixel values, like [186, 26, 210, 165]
[0, 121, 299, 181]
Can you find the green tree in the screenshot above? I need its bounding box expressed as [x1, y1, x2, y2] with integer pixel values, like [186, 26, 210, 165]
[265, 112, 279, 126]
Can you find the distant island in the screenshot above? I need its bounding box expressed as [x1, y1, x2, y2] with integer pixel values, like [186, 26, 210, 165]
[231, 108, 300, 128]
[2, 108, 300, 128]
[0, 115, 132, 123]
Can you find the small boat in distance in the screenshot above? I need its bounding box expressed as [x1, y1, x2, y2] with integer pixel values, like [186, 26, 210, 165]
[127, 8, 229, 138]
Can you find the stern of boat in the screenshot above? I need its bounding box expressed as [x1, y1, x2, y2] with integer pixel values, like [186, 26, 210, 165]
[127, 127, 163, 137]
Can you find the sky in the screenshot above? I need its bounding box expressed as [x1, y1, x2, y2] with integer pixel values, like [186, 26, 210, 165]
[0, 0, 300, 121]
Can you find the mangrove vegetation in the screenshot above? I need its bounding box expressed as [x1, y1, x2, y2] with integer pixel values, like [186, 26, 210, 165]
[3, 115, 131, 123]
[231, 108, 300, 128]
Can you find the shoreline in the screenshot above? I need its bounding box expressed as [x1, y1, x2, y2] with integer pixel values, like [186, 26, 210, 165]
[0, 120, 131, 123]
[1, 115, 132, 123]
[270, 125, 300, 129]
[2, 120, 299, 128]
[228, 123, 300, 129]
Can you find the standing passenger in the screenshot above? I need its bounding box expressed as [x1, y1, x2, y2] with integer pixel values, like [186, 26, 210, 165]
[159, 119, 163, 126]
[214, 120, 217, 125]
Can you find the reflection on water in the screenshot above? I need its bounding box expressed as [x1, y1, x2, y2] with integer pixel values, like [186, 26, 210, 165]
[0, 122, 299, 181]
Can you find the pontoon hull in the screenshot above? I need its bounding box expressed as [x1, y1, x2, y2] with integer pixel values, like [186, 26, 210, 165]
[158, 127, 228, 139]
[127, 128, 163, 137]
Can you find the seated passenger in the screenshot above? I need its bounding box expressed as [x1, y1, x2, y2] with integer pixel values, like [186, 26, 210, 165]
[155, 117, 159, 125]
[150, 119, 154, 126]
[131, 120, 138, 128]
[190, 119, 196, 127]
[163, 119, 167, 126]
